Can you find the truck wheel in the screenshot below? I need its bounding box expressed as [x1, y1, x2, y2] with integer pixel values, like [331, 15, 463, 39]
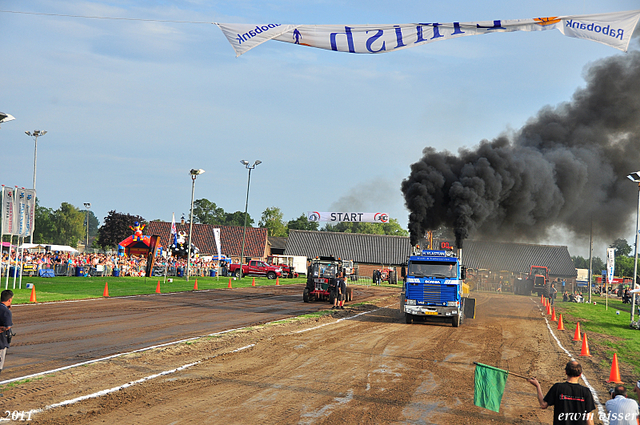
[405, 313, 413, 324]
[452, 314, 461, 327]
[303, 288, 310, 303]
[267, 271, 276, 280]
[234, 270, 241, 278]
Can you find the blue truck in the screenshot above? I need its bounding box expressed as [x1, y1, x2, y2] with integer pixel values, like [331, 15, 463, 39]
[400, 249, 475, 327]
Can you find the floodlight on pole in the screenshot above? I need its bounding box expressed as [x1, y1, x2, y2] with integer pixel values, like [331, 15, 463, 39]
[238, 160, 261, 278]
[627, 171, 640, 324]
[84, 203, 91, 252]
[186, 169, 205, 281]
[25, 130, 47, 243]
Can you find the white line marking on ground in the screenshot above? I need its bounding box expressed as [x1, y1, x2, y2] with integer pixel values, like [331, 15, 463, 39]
[4, 302, 395, 420]
[24, 344, 255, 419]
[293, 304, 395, 334]
[0, 324, 251, 386]
[533, 299, 609, 425]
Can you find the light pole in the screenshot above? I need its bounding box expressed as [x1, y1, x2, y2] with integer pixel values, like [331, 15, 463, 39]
[84, 203, 91, 252]
[627, 171, 640, 323]
[25, 130, 47, 243]
[186, 169, 205, 281]
[238, 160, 261, 278]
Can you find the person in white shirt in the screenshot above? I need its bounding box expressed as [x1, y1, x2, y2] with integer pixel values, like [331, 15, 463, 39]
[605, 384, 639, 425]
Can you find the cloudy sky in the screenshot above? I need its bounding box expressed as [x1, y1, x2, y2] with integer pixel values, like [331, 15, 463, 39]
[2, 0, 639, 256]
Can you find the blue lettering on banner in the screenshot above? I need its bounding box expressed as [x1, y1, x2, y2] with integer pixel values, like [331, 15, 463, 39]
[477, 20, 506, 31]
[330, 26, 356, 52]
[366, 29, 386, 52]
[394, 26, 406, 48]
[565, 19, 624, 40]
[236, 24, 281, 44]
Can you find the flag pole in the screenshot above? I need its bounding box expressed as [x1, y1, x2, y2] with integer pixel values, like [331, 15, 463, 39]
[473, 362, 530, 380]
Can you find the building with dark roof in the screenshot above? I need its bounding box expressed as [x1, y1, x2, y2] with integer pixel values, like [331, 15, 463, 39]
[268, 236, 288, 255]
[146, 221, 269, 262]
[461, 240, 577, 292]
[463, 240, 577, 278]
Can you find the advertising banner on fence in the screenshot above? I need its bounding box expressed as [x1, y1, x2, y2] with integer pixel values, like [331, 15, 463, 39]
[17, 188, 36, 237]
[307, 211, 389, 223]
[216, 9, 640, 57]
[1, 187, 17, 235]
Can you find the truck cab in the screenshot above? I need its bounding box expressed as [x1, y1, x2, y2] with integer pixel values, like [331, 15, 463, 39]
[401, 249, 475, 327]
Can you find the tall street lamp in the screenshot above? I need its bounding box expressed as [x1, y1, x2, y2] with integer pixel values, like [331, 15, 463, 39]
[25, 130, 47, 243]
[627, 171, 640, 323]
[238, 160, 261, 278]
[84, 203, 91, 252]
[186, 169, 205, 281]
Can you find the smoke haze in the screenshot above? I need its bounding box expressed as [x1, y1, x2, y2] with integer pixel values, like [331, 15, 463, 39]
[401, 51, 640, 247]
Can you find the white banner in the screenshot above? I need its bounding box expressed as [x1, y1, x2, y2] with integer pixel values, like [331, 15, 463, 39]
[216, 10, 640, 57]
[307, 211, 389, 223]
[1, 187, 17, 235]
[213, 228, 222, 259]
[16, 188, 36, 237]
[607, 247, 615, 284]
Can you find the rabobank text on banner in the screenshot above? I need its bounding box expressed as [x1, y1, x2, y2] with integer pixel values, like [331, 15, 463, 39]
[216, 10, 640, 56]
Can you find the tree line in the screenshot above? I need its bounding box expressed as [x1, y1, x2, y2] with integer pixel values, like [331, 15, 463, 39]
[572, 238, 637, 279]
[21, 198, 407, 250]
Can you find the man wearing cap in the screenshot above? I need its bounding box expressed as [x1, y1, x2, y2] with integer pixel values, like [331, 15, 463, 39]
[0, 290, 14, 374]
[605, 384, 639, 425]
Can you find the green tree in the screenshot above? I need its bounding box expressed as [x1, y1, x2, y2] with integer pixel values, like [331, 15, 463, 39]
[52, 203, 85, 246]
[97, 210, 146, 250]
[287, 213, 319, 231]
[609, 238, 632, 257]
[259, 207, 288, 237]
[224, 211, 254, 227]
[615, 255, 635, 277]
[79, 209, 100, 238]
[33, 199, 56, 243]
[322, 218, 408, 236]
[193, 198, 226, 225]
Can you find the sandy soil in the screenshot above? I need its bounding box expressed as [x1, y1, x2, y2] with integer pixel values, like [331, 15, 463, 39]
[0, 291, 613, 424]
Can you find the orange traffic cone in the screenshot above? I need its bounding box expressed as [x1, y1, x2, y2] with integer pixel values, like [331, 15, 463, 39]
[580, 333, 591, 357]
[228, 278, 232, 289]
[541, 294, 544, 304]
[156, 281, 161, 294]
[276, 277, 280, 286]
[557, 314, 565, 331]
[193, 279, 198, 291]
[551, 307, 557, 322]
[30, 285, 37, 303]
[573, 322, 582, 341]
[546, 303, 552, 315]
[103, 282, 109, 297]
[252, 277, 255, 287]
[607, 353, 623, 383]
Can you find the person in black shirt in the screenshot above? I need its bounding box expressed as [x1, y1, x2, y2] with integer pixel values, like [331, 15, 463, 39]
[0, 289, 14, 375]
[528, 361, 596, 425]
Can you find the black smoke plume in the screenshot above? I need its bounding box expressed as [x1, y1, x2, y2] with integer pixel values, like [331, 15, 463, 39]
[401, 51, 640, 247]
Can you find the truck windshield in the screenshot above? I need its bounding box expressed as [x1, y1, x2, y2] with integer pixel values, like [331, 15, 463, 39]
[408, 261, 457, 278]
[311, 263, 337, 279]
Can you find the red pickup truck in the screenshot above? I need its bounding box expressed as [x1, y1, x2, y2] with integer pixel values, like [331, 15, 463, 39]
[228, 260, 283, 279]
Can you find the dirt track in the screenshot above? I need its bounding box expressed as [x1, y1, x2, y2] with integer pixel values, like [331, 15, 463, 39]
[1, 291, 613, 424]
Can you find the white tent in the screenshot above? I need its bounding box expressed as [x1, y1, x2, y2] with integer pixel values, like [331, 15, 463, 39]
[19, 244, 79, 253]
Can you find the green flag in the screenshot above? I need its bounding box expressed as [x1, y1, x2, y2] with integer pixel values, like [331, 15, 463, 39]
[474, 363, 509, 412]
